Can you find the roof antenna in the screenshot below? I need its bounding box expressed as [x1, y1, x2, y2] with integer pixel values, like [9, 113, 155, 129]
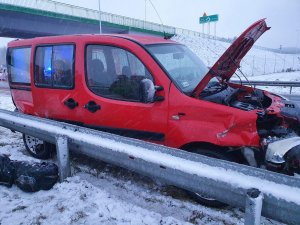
[147, 0, 171, 39]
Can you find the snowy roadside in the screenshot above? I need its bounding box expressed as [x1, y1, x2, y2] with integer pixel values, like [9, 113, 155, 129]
[173, 34, 300, 95]
[172, 34, 300, 77]
[231, 71, 300, 95]
[0, 80, 9, 89]
[0, 91, 282, 224]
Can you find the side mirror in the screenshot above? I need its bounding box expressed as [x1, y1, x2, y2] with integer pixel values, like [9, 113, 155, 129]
[140, 79, 156, 103]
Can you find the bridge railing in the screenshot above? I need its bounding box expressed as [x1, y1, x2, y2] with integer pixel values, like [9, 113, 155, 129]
[0, 0, 175, 34]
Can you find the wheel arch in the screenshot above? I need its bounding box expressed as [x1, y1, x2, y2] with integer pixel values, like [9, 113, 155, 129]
[179, 141, 229, 152]
[179, 141, 245, 163]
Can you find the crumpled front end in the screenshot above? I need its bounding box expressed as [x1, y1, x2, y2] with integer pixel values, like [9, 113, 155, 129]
[259, 97, 300, 175]
[263, 136, 300, 175]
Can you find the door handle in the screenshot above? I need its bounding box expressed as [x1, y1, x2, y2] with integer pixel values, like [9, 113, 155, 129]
[84, 101, 101, 113]
[64, 98, 78, 109]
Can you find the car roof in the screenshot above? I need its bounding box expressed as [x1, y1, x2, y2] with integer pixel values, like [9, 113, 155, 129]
[110, 34, 176, 45]
[8, 34, 176, 47]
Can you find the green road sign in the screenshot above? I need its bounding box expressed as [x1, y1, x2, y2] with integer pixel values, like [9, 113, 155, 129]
[200, 14, 219, 24]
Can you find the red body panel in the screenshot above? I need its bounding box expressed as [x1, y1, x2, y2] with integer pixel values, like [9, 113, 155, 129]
[7, 31, 279, 151]
[10, 88, 34, 114]
[166, 83, 260, 148]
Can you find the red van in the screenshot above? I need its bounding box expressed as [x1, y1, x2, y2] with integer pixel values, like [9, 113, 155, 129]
[6, 19, 300, 204]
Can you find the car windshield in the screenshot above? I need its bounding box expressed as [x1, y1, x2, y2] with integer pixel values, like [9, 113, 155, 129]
[146, 44, 209, 93]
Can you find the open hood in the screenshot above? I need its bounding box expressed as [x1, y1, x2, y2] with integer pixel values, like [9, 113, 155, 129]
[193, 19, 270, 97]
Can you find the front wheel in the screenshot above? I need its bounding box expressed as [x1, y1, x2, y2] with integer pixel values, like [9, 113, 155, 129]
[23, 134, 55, 159]
[187, 148, 237, 207]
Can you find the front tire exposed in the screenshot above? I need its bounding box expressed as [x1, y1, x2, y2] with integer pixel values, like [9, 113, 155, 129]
[186, 148, 237, 208]
[23, 134, 55, 159]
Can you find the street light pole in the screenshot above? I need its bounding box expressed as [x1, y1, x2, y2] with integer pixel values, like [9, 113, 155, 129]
[98, 0, 102, 34]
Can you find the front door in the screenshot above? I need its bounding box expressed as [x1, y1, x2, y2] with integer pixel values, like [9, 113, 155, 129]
[80, 41, 169, 144]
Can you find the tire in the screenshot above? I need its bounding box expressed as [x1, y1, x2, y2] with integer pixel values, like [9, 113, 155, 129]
[23, 134, 55, 159]
[186, 148, 237, 208]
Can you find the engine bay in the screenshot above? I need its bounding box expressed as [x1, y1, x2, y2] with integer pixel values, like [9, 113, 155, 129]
[200, 81, 272, 111]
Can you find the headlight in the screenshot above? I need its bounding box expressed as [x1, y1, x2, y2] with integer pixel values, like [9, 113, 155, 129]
[265, 137, 300, 164]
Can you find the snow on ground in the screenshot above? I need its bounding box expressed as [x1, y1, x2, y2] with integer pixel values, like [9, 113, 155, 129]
[0, 91, 283, 224]
[247, 71, 300, 94]
[0, 72, 8, 89]
[248, 71, 300, 82]
[172, 34, 300, 77]
[0, 81, 8, 89]
[231, 71, 300, 94]
[172, 34, 300, 95]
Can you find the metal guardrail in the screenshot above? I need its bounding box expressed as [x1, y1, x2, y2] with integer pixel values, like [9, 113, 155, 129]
[231, 80, 300, 94]
[0, 109, 300, 224]
[283, 95, 300, 103]
[0, 0, 175, 34]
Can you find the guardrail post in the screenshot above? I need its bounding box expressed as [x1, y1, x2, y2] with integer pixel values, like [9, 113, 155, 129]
[55, 135, 71, 182]
[244, 188, 263, 225]
[290, 86, 292, 94]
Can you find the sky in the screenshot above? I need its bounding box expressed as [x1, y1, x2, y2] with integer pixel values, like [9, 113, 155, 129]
[0, 0, 300, 49]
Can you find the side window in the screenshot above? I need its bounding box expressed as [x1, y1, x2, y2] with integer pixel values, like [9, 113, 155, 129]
[111, 48, 150, 77]
[34, 45, 74, 89]
[7, 47, 31, 84]
[86, 45, 153, 102]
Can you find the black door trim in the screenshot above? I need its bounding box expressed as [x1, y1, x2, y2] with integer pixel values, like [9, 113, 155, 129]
[10, 86, 32, 91]
[55, 119, 165, 142]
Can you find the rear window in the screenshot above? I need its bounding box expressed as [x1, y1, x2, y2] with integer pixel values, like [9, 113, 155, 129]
[34, 45, 75, 89]
[7, 47, 31, 84]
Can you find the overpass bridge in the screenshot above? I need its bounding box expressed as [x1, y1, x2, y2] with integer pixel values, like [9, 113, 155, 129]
[0, 0, 292, 56]
[0, 0, 175, 38]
